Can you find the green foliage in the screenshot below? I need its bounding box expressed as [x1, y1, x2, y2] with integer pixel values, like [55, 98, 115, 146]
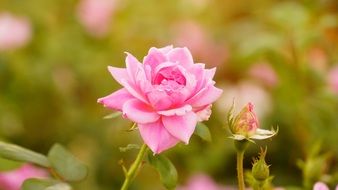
[119, 144, 140, 152]
[0, 141, 50, 167]
[194, 123, 212, 142]
[47, 144, 88, 182]
[147, 153, 178, 190]
[22, 178, 72, 190]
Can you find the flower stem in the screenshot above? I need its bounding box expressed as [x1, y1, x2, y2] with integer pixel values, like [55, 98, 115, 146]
[237, 150, 245, 190]
[234, 140, 248, 190]
[121, 143, 148, 190]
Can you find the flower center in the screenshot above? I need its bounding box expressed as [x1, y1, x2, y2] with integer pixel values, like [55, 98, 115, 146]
[153, 66, 186, 95]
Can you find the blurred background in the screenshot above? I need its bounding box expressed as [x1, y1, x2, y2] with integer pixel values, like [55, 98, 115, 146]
[0, 0, 337, 189]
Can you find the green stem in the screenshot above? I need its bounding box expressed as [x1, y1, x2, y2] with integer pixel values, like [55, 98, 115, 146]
[237, 150, 245, 190]
[121, 144, 148, 190]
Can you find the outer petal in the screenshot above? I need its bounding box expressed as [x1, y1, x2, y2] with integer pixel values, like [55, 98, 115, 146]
[125, 52, 142, 83]
[162, 111, 197, 144]
[195, 104, 212, 122]
[123, 99, 160, 124]
[186, 85, 223, 107]
[107, 66, 129, 86]
[120, 79, 148, 103]
[158, 105, 192, 116]
[138, 120, 179, 154]
[167, 47, 194, 68]
[97, 88, 134, 111]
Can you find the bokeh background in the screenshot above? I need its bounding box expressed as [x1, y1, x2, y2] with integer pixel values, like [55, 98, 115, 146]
[0, 0, 337, 189]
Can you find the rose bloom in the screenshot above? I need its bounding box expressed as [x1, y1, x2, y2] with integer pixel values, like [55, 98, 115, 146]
[313, 182, 338, 190]
[98, 46, 223, 154]
[172, 21, 228, 67]
[77, 0, 115, 37]
[0, 164, 48, 190]
[248, 62, 278, 87]
[0, 12, 32, 51]
[177, 174, 228, 190]
[327, 65, 338, 94]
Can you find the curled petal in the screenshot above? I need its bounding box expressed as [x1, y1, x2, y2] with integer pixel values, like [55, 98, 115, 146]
[162, 112, 197, 144]
[158, 105, 192, 116]
[143, 48, 167, 72]
[120, 79, 148, 103]
[108, 66, 129, 86]
[125, 52, 142, 83]
[167, 47, 194, 68]
[147, 90, 173, 110]
[123, 99, 160, 124]
[195, 105, 212, 122]
[97, 88, 134, 111]
[187, 85, 223, 107]
[138, 120, 179, 154]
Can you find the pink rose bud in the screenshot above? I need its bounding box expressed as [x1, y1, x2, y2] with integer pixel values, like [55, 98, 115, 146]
[0, 12, 32, 51]
[231, 103, 259, 137]
[98, 46, 223, 154]
[76, 0, 116, 37]
[0, 164, 48, 190]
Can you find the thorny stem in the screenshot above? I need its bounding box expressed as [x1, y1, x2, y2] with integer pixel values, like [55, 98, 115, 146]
[120, 143, 148, 190]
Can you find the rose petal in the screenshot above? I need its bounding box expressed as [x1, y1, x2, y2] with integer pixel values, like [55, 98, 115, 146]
[158, 45, 173, 54]
[120, 79, 148, 103]
[125, 52, 142, 83]
[158, 105, 192, 116]
[147, 89, 173, 110]
[123, 99, 160, 124]
[97, 88, 134, 111]
[187, 85, 223, 107]
[162, 111, 197, 144]
[138, 120, 179, 154]
[195, 104, 212, 122]
[107, 66, 129, 86]
[167, 47, 194, 68]
[143, 47, 167, 72]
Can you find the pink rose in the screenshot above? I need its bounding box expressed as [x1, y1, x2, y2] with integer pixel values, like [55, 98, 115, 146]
[327, 65, 338, 93]
[313, 182, 329, 190]
[177, 174, 228, 190]
[0, 12, 32, 51]
[248, 62, 278, 87]
[172, 21, 228, 67]
[0, 164, 48, 190]
[76, 0, 116, 37]
[98, 46, 223, 154]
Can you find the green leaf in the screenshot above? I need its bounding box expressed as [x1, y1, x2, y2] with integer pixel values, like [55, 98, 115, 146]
[147, 153, 177, 190]
[119, 144, 140, 152]
[47, 144, 88, 182]
[103, 112, 121, 119]
[22, 178, 72, 190]
[194, 123, 212, 142]
[0, 157, 22, 171]
[0, 141, 50, 167]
